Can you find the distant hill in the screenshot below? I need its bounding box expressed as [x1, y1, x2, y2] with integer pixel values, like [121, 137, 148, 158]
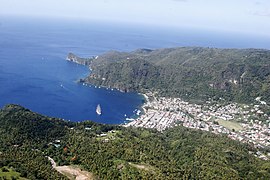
[0, 104, 270, 179]
[66, 52, 93, 66]
[77, 47, 270, 103]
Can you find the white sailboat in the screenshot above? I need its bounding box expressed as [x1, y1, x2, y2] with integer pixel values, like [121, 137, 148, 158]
[96, 104, 102, 115]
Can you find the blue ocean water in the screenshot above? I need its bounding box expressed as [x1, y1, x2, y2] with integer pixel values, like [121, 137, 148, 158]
[0, 17, 269, 124]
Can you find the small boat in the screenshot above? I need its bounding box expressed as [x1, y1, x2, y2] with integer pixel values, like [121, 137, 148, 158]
[96, 104, 102, 115]
[125, 118, 135, 121]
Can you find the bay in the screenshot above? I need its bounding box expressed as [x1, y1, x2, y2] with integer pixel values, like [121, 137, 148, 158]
[0, 17, 269, 124]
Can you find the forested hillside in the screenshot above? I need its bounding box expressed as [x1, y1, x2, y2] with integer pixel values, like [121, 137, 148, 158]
[78, 47, 270, 103]
[0, 105, 269, 179]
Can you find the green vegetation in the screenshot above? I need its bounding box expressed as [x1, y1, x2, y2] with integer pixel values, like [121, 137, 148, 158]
[81, 47, 270, 104]
[0, 166, 27, 180]
[217, 119, 243, 131]
[66, 52, 93, 66]
[0, 104, 270, 179]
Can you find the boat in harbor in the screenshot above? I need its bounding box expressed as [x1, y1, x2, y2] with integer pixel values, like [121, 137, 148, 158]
[96, 104, 102, 115]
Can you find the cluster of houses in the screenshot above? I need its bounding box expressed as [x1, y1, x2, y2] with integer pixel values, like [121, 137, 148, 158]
[125, 92, 270, 159]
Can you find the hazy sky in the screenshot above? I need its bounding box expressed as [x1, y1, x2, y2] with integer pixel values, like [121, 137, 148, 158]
[0, 0, 270, 36]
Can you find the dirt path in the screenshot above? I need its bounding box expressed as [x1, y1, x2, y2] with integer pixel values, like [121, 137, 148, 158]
[48, 157, 95, 180]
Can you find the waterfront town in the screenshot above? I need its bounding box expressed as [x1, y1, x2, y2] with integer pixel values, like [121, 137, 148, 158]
[124, 92, 270, 160]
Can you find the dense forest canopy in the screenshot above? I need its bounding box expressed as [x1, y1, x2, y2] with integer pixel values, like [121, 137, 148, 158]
[0, 104, 269, 179]
[1, 47, 270, 179]
[74, 47, 270, 103]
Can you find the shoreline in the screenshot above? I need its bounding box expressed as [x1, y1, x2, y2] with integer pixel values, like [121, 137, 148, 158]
[138, 92, 149, 114]
[122, 92, 270, 159]
[68, 53, 269, 159]
[78, 80, 147, 124]
[67, 54, 270, 155]
[67, 53, 152, 125]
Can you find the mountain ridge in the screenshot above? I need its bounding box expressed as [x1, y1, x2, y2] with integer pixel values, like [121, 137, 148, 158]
[69, 47, 270, 104]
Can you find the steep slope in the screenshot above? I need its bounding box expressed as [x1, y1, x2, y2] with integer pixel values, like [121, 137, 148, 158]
[0, 105, 269, 179]
[0, 105, 70, 179]
[78, 47, 270, 103]
[0, 104, 71, 146]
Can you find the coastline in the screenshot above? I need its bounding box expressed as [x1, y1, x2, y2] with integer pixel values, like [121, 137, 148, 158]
[75, 73, 270, 160]
[66, 53, 270, 159]
[66, 54, 146, 124]
[66, 54, 149, 124]
[138, 92, 149, 114]
[121, 92, 148, 124]
[122, 91, 270, 159]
